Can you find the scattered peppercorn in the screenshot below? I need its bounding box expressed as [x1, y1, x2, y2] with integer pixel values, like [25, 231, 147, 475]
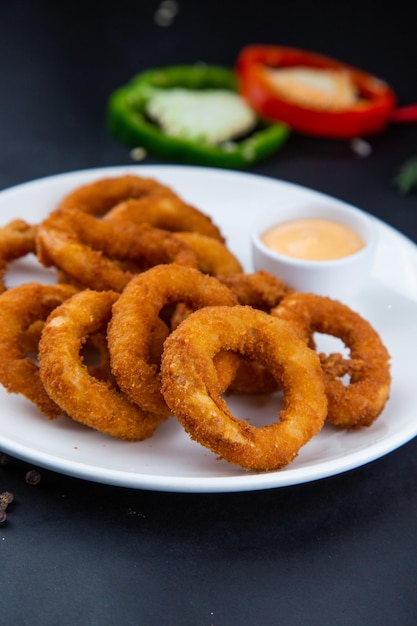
[25, 469, 41, 485]
[0, 491, 14, 510]
[0, 491, 14, 524]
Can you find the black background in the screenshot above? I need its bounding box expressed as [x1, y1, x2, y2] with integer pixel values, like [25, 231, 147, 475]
[1, 1, 417, 624]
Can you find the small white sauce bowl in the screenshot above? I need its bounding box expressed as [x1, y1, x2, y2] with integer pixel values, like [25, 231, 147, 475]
[251, 199, 378, 301]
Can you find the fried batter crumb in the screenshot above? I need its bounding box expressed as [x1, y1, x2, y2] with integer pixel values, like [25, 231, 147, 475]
[0, 491, 14, 524]
[25, 469, 41, 485]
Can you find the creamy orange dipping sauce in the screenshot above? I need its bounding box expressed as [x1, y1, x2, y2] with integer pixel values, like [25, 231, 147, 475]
[262, 218, 365, 261]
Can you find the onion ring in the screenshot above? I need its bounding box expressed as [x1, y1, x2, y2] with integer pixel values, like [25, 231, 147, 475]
[160, 305, 327, 471]
[37, 208, 197, 291]
[58, 174, 224, 241]
[271, 293, 391, 428]
[39, 289, 163, 440]
[107, 265, 239, 418]
[0, 282, 78, 418]
[57, 174, 174, 214]
[104, 193, 225, 242]
[0, 219, 37, 292]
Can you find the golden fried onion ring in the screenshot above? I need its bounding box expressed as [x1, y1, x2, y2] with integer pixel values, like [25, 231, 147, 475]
[37, 208, 197, 292]
[39, 289, 164, 440]
[0, 282, 78, 418]
[105, 194, 225, 242]
[161, 305, 328, 471]
[271, 293, 391, 428]
[0, 219, 38, 293]
[107, 265, 239, 418]
[57, 174, 174, 214]
[58, 174, 224, 241]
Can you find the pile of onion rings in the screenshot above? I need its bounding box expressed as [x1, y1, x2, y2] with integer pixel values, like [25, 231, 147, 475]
[0, 173, 391, 471]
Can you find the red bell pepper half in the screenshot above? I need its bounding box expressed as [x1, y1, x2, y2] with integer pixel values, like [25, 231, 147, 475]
[236, 45, 397, 139]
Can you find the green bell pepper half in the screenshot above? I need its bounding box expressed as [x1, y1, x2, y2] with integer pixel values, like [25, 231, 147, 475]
[107, 64, 289, 169]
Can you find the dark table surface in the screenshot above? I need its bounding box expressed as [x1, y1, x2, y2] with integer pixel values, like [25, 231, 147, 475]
[2, 1, 417, 624]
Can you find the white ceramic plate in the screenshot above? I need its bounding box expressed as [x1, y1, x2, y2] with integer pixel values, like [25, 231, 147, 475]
[0, 165, 416, 493]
